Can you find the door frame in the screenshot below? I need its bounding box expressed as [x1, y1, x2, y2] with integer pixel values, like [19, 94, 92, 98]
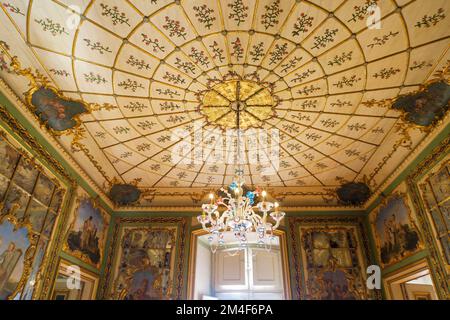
[187, 228, 292, 300]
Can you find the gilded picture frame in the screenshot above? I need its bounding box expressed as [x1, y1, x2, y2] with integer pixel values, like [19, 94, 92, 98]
[370, 192, 424, 268]
[63, 195, 109, 269]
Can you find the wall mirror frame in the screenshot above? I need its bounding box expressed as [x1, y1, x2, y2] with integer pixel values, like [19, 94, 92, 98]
[187, 228, 292, 300]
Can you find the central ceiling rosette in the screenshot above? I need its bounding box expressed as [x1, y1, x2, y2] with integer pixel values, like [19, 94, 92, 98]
[199, 78, 277, 129]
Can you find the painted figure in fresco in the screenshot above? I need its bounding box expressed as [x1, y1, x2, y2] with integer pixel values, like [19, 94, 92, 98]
[34, 95, 74, 131]
[67, 200, 104, 266]
[81, 216, 96, 251]
[378, 198, 420, 265]
[392, 80, 450, 127]
[31, 88, 87, 132]
[0, 242, 22, 290]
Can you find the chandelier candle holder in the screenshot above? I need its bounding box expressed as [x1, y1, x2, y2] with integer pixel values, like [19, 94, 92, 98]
[198, 182, 285, 252]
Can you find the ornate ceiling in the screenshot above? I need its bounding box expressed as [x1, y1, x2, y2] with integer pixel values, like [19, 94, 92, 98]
[0, 0, 449, 208]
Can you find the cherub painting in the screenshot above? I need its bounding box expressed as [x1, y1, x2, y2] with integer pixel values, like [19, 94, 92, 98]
[392, 81, 450, 127]
[30, 87, 87, 132]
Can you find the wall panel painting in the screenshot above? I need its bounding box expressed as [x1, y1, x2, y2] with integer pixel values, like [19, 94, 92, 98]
[0, 220, 32, 300]
[64, 195, 109, 269]
[371, 193, 422, 267]
[102, 217, 187, 300]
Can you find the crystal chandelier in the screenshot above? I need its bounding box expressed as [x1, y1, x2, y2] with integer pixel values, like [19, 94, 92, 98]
[197, 83, 285, 251]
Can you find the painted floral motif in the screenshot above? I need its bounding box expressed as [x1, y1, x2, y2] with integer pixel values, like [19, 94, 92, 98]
[3, 3, 25, 15]
[327, 51, 353, 67]
[282, 123, 300, 134]
[367, 31, 399, 49]
[189, 47, 210, 68]
[84, 72, 107, 84]
[268, 43, 288, 65]
[305, 132, 322, 141]
[228, 0, 248, 26]
[49, 69, 70, 77]
[372, 67, 400, 79]
[94, 131, 106, 139]
[113, 126, 130, 134]
[124, 102, 147, 112]
[292, 13, 314, 36]
[141, 34, 165, 53]
[280, 56, 303, 74]
[100, 3, 130, 26]
[347, 0, 378, 23]
[193, 4, 216, 29]
[415, 8, 446, 28]
[34, 18, 69, 36]
[209, 41, 225, 63]
[330, 99, 352, 108]
[83, 39, 112, 54]
[299, 100, 318, 109]
[160, 101, 181, 111]
[174, 57, 196, 74]
[156, 88, 180, 98]
[231, 37, 244, 61]
[118, 79, 145, 92]
[291, 69, 316, 84]
[163, 72, 185, 85]
[320, 119, 340, 128]
[297, 85, 321, 96]
[136, 143, 152, 152]
[261, 0, 283, 30]
[249, 42, 265, 62]
[167, 115, 185, 124]
[137, 120, 157, 131]
[347, 123, 367, 131]
[333, 75, 361, 88]
[311, 29, 338, 50]
[126, 55, 152, 70]
[409, 60, 433, 71]
[163, 16, 187, 40]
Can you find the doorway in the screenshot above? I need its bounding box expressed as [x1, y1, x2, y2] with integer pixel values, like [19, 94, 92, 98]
[188, 230, 291, 300]
[384, 259, 438, 300]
